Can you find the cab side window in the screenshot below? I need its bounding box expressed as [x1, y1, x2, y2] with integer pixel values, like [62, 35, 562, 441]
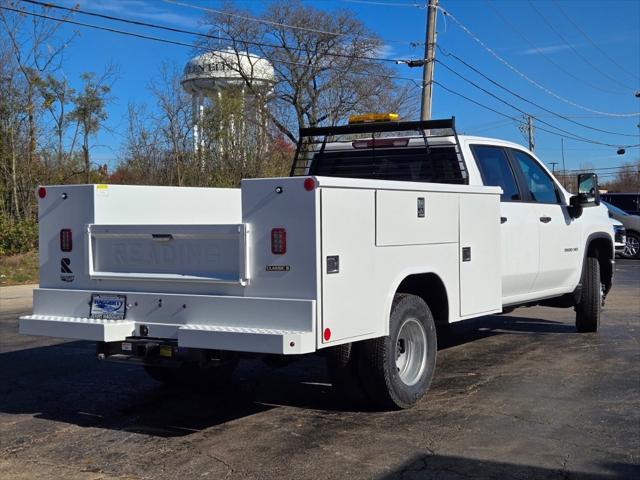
[471, 145, 521, 201]
[510, 149, 561, 204]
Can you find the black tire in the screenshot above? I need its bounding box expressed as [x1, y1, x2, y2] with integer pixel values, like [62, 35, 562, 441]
[359, 294, 437, 410]
[622, 231, 640, 259]
[325, 342, 368, 405]
[575, 257, 601, 333]
[144, 359, 238, 388]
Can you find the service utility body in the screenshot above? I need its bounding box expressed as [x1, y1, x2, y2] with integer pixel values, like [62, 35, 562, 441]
[20, 116, 615, 409]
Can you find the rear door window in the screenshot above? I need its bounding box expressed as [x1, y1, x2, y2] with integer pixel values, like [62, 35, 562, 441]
[470, 145, 521, 201]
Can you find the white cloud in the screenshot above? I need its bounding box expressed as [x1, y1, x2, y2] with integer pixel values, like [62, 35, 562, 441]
[520, 41, 589, 56]
[374, 44, 394, 59]
[517, 32, 636, 56]
[64, 0, 199, 29]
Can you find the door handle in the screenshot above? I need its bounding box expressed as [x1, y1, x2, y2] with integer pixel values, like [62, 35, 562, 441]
[539, 216, 552, 223]
[500, 217, 508, 224]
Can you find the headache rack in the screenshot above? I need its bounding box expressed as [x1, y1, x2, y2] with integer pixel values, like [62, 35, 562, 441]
[289, 117, 468, 185]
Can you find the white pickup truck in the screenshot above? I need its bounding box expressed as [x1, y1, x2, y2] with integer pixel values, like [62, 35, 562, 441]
[20, 117, 615, 409]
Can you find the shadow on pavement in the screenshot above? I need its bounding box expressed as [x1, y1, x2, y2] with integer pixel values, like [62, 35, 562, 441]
[0, 315, 576, 437]
[377, 453, 639, 480]
[437, 313, 575, 349]
[0, 341, 274, 436]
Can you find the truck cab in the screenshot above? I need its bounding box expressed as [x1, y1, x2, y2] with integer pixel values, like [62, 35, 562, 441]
[292, 117, 614, 310]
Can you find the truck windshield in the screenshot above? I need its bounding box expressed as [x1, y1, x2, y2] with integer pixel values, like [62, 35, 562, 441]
[308, 145, 466, 184]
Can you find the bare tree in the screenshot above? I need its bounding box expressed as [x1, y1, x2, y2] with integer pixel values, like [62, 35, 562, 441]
[117, 102, 162, 184]
[148, 62, 194, 186]
[199, 0, 417, 144]
[68, 69, 114, 183]
[117, 60, 289, 188]
[0, 36, 22, 218]
[41, 74, 74, 168]
[601, 160, 640, 192]
[0, 0, 76, 219]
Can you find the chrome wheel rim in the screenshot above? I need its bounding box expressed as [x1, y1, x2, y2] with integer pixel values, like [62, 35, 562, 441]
[395, 317, 428, 386]
[623, 236, 639, 258]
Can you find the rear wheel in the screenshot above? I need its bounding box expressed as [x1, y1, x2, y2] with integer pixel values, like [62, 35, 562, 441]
[575, 257, 601, 333]
[622, 232, 640, 259]
[359, 294, 437, 410]
[325, 342, 368, 405]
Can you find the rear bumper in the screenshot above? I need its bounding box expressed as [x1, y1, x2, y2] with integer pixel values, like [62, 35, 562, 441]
[19, 288, 316, 355]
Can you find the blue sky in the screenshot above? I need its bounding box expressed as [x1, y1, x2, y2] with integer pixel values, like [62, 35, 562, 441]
[39, 0, 640, 176]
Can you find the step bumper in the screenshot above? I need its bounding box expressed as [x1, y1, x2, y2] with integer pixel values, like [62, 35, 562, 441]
[20, 288, 317, 354]
[178, 325, 315, 354]
[19, 315, 136, 342]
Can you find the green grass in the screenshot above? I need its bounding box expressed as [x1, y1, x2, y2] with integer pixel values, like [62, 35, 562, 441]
[0, 251, 39, 286]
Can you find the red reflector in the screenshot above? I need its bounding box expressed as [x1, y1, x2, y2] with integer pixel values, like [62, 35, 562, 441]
[323, 328, 331, 341]
[304, 178, 316, 191]
[271, 228, 286, 255]
[60, 229, 72, 252]
[38, 187, 47, 199]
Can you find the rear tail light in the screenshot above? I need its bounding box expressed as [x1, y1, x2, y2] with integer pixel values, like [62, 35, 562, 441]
[38, 186, 47, 199]
[271, 228, 287, 255]
[304, 177, 316, 191]
[60, 229, 72, 252]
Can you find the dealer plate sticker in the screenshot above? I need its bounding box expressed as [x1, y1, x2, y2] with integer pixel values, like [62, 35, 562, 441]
[90, 294, 126, 320]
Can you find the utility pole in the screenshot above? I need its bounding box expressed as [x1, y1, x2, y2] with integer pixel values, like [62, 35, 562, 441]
[519, 114, 535, 151]
[421, 0, 439, 120]
[560, 137, 567, 188]
[549, 162, 558, 174]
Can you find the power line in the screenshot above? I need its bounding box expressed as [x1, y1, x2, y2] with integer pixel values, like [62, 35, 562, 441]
[162, 0, 419, 47]
[437, 47, 638, 138]
[435, 60, 640, 148]
[433, 80, 640, 148]
[484, 0, 628, 96]
[562, 166, 639, 173]
[595, 171, 640, 178]
[533, 114, 639, 120]
[551, 0, 640, 82]
[164, 0, 418, 48]
[17, 0, 401, 64]
[526, 0, 636, 92]
[165, 0, 344, 37]
[437, 5, 640, 118]
[1, 5, 424, 88]
[1, 4, 197, 48]
[342, 0, 426, 7]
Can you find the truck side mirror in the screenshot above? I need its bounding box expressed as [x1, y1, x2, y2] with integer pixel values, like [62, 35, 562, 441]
[568, 173, 599, 219]
[577, 173, 600, 205]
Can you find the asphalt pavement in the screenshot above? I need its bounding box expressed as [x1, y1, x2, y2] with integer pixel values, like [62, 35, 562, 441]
[0, 261, 639, 480]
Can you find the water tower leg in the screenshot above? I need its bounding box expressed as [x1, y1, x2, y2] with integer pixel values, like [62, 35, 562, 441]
[192, 94, 201, 153]
[198, 92, 205, 152]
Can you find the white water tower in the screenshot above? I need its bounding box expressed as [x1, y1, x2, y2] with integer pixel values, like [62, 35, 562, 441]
[181, 49, 275, 152]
